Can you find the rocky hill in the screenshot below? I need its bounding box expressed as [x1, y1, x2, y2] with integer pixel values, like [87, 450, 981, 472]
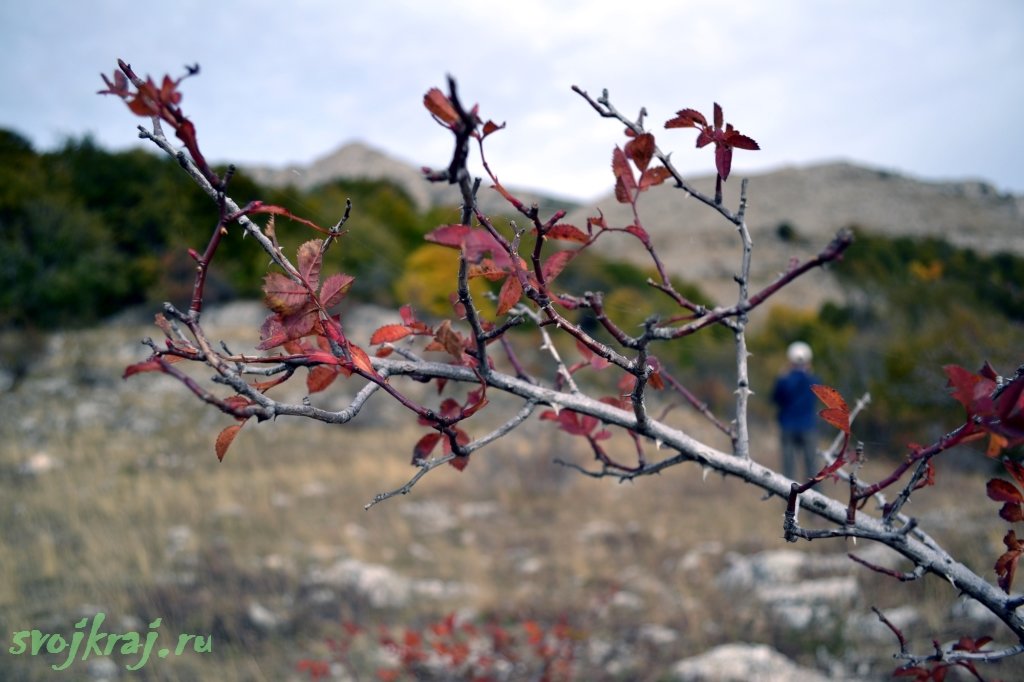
[240, 141, 577, 216]
[567, 162, 1024, 307]
[243, 146, 1023, 310]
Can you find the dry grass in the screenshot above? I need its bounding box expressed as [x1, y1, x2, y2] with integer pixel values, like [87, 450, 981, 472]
[1, 319, 1019, 681]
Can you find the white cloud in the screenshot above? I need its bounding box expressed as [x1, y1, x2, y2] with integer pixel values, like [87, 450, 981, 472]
[1, 0, 1022, 199]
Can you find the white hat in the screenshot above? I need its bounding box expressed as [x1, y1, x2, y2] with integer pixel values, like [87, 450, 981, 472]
[787, 341, 813, 365]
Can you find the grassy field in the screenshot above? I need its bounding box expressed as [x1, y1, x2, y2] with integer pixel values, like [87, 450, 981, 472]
[1, 311, 1018, 681]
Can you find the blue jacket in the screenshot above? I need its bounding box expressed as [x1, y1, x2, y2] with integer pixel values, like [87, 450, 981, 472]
[772, 368, 822, 433]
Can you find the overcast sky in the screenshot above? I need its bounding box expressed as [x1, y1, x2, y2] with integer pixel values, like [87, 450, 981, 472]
[2, 1, 1022, 201]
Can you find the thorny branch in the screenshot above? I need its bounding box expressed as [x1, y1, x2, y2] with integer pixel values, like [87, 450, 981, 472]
[108, 60, 1024, 674]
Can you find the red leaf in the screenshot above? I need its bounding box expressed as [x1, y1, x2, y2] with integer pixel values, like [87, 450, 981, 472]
[639, 166, 672, 190]
[98, 69, 130, 97]
[1005, 457, 1024, 489]
[425, 223, 473, 249]
[1001, 502, 1024, 523]
[424, 87, 459, 126]
[297, 239, 323, 290]
[481, 120, 504, 137]
[944, 364, 995, 418]
[987, 478, 1024, 504]
[215, 424, 243, 462]
[441, 428, 471, 455]
[127, 81, 160, 117]
[812, 384, 851, 434]
[307, 365, 340, 394]
[813, 384, 849, 411]
[726, 132, 761, 151]
[468, 258, 511, 281]
[463, 388, 489, 418]
[123, 357, 164, 378]
[257, 314, 289, 350]
[664, 108, 707, 129]
[545, 409, 598, 436]
[715, 144, 733, 181]
[625, 223, 650, 244]
[439, 398, 461, 419]
[612, 147, 637, 203]
[449, 454, 471, 471]
[576, 339, 610, 370]
[624, 132, 655, 172]
[462, 229, 510, 265]
[319, 273, 355, 308]
[222, 395, 253, 418]
[413, 433, 442, 462]
[240, 202, 326, 233]
[713, 102, 723, 130]
[400, 305, 415, 326]
[276, 309, 318, 344]
[159, 75, 181, 105]
[496, 275, 523, 316]
[541, 250, 575, 282]
[432, 320, 466, 361]
[995, 374, 1024, 441]
[370, 324, 413, 345]
[263, 272, 309, 315]
[996, 530, 1024, 592]
[545, 224, 589, 243]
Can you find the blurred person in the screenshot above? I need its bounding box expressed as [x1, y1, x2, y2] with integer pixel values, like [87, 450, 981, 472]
[772, 341, 822, 481]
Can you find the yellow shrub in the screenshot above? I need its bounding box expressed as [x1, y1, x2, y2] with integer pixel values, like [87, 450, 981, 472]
[394, 245, 496, 318]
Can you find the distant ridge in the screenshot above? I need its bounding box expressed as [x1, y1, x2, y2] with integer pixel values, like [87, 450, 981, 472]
[239, 141, 578, 216]
[564, 161, 1023, 307]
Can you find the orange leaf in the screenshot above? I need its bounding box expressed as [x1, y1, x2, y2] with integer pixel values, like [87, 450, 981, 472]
[639, 166, 673, 190]
[123, 357, 164, 378]
[370, 324, 413, 345]
[347, 343, 375, 376]
[496, 275, 523, 316]
[545, 224, 589, 243]
[424, 87, 458, 126]
[467, 259, 508, 281]
[819, 408, 850, 434]
[433, 320, 465, 360]
[215, 424, 243, 461]
[812, 384, 850, 433]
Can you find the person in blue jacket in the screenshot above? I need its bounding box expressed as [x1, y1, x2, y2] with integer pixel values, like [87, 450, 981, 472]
[772, 341, 823, 481]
